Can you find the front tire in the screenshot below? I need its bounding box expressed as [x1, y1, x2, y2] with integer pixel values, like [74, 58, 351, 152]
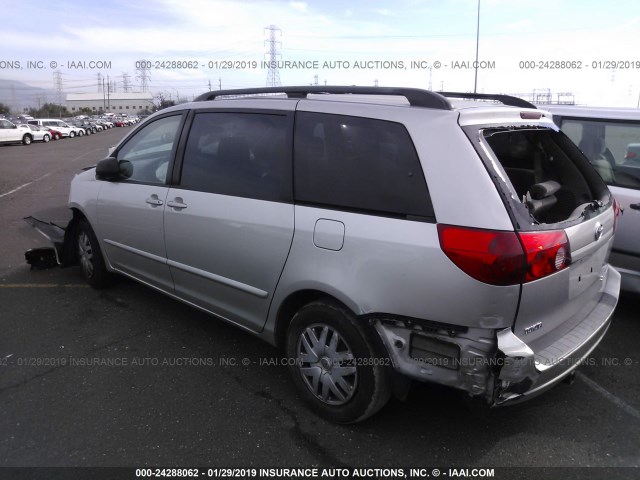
[69, 131, 76, 138]
[22, 134, 32, 145]
[76, 219, 114, 289]
[43, 134, 50, 143]
[286, 301, 392, 423]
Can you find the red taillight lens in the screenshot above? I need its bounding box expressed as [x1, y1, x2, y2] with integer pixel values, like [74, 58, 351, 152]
[438, 225, 571, 286]
[625, 151, 637, 159]
[518, 231, 571, 282]
[437, 225, 525, 286]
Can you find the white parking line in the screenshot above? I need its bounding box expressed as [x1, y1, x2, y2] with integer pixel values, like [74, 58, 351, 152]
[0, 172, 52, 198]
[576, 371, 640, 421]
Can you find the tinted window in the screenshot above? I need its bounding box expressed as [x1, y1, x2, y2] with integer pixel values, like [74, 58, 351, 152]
[116, 114, 183, 184]
[561, 118, 640, 191]
[294, 112, 434, 218]
[179, 112, 290, 202]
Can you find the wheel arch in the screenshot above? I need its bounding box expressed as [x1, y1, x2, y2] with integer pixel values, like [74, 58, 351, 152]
[272, 289, 389, 359]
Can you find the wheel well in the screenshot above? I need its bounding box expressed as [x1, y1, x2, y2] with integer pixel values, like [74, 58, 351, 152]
[61, 208, 87, 265]
[273, 290, 387, 357]
[274, 290, 342, 349]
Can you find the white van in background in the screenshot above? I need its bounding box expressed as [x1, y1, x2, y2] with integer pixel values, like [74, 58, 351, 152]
[542, 105, 640, 292]
[27, 118, 76, 138]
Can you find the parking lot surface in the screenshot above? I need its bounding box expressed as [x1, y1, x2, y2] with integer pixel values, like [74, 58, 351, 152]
[0, 129, 639, 473]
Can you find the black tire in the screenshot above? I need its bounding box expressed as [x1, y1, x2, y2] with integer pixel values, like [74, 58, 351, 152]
[69, 131, 76, 138]
[78, 130, 84, 136]
[43, 134, 50, 143]
[286, 300, 392, 423]
[76, 219, 114, 289]
[22, 134, 32, 145]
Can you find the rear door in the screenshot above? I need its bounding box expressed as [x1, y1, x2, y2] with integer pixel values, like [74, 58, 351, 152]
[163, 108, 295, 332]
[478, 124, 616, 345]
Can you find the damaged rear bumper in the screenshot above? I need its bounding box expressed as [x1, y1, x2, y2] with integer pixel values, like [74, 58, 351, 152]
[374, 265, 621, 405]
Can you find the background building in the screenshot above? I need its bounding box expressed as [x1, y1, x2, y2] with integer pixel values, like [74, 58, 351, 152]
[66, 92, 154, 114]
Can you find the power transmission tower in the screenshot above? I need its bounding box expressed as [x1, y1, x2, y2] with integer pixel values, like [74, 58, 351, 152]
[53, 70, 63, 116]
[264, 25, 282, 87]
[136, 60, 151, 92]
[122, 72, 131, 92]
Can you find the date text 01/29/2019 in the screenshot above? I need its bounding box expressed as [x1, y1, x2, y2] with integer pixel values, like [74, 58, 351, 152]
[519, 60, 640, 69]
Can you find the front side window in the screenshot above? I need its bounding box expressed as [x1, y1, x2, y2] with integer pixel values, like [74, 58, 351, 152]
[179, 112, 290, 202]
[561, 118, 640, 191]
[294, 112, 434, 219]
[116, 114, 183, 184]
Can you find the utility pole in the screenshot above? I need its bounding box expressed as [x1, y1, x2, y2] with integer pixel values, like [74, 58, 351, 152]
[98, 73, 102, 92]
[208, 80, 212, 91]
[219, 78, 222, 90]
[473, 0, 481, 94]
[264, 25, 282, 87]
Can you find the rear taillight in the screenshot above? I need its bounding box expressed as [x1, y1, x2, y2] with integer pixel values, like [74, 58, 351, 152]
[625, 151, 637, 160]
[518, 231, 571, 282]
[438, 225, 571, 286]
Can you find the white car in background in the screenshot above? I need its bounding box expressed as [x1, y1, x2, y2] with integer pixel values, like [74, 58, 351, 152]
[542, 105, 640, 293]
[0, 119, 33, 145]
[28, 119, 72, 138]
[20, 124, 51, 143]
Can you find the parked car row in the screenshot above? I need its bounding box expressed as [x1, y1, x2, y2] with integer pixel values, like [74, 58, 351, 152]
[0, 116, 137, 146]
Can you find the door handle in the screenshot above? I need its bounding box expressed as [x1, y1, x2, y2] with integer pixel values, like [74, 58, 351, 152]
[630, 203, 640, 211]
[167, 199, 188, 210]
[145, 195, 164, 206]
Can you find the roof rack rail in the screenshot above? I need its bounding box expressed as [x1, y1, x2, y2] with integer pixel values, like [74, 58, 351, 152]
[437, 92, 536, 109]
[194, 86, 453, 110]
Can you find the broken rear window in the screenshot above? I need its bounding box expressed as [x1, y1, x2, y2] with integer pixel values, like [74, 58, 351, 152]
[482, 127, 609, 226]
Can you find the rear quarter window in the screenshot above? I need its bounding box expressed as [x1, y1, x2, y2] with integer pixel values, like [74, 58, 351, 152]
[294, 111, 434, 220]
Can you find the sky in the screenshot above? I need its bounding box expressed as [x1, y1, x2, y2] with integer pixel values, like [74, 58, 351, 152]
[1, 0, 640, 109]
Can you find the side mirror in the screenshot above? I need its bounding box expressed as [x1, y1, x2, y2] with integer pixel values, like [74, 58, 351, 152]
[95, 157, 121, 181]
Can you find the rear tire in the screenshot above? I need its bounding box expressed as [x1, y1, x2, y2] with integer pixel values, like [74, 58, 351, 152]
[76, 219, 114, 289]
[286, 301, 392, 423]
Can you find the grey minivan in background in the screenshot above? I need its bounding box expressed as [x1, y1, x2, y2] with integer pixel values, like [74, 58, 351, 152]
[541, 105, 640, 293]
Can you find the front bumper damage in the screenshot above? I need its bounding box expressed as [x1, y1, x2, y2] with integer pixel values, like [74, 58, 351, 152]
[23, 207, 74, 269]
[374, 266, 621, 405]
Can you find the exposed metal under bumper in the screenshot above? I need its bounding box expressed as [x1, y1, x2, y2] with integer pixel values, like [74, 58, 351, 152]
[23, 216, 68, 265]
[495, 266, 621, 405]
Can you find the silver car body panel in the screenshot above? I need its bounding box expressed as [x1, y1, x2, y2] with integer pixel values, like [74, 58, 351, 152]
[164, 189, 294, 332]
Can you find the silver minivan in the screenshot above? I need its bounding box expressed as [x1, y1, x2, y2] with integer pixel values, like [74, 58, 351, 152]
[541, 105, 640, 293]
[27, 87, 621, 423]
